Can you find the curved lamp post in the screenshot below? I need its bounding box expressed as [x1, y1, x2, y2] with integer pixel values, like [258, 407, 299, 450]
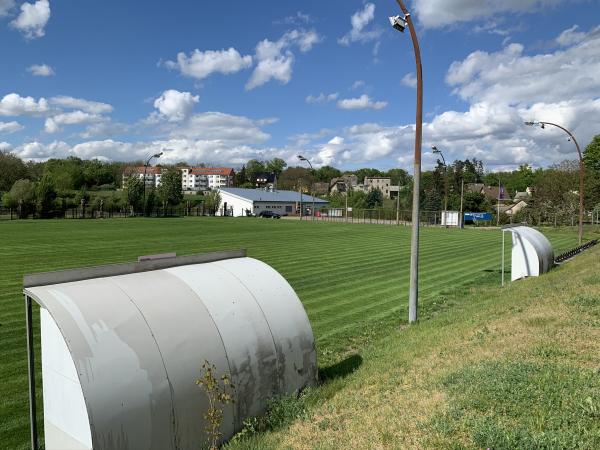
[143, 151, 163, 215]
[390, 1, 423, 323]
[298, 155, 315, 220]
[431, 146, 448, 214]
[525, 121, 584, 244]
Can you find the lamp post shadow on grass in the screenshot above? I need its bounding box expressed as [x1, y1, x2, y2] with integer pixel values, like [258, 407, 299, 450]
[318, 354, 363, 383]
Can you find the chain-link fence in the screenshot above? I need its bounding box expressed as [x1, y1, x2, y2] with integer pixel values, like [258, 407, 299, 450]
[0, 205, 211, 220]
[2, 205, 599, 227]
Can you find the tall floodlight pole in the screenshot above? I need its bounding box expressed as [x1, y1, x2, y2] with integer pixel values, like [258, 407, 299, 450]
[142, 151, 163, 215]
[459, 179, 464, 228]
[298, 155, 316, 220]
[432, 146, 448, 221]
[390, 2, 423, 324]
[496, 177, 501, 226]
[298, 179, 303, 220]
[525, 121, 584, 244]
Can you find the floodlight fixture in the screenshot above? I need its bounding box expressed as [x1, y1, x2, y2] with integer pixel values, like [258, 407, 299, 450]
[525, 121, 547, 129]
[389, 15, 408, 33]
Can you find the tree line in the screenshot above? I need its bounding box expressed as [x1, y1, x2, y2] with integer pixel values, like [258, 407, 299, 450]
[1, 134, 599, 220]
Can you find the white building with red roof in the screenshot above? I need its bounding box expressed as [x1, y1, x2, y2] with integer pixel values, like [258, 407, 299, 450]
[122, 166, 235, 191]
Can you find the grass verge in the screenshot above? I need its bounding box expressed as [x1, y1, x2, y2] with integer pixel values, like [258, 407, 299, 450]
[224, 242, 600, 449]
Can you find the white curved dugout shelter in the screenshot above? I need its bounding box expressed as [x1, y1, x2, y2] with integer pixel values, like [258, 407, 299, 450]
[501, 226, 554, 283]
[23, 250, 317, 450]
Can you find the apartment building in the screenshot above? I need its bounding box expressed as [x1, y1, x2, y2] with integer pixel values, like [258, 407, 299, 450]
[122, 166, 161, 187]
[122, 166, 235, 191]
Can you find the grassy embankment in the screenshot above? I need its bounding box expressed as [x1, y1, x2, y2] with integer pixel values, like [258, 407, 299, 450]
[0, 217, 587, 448]
[226, 229, 600, 449]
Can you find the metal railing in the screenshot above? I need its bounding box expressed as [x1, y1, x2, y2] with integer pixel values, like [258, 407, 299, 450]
[554, 239, 598, 263]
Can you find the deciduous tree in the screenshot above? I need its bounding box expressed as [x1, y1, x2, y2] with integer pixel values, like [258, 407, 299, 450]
[157, 169, 183, 206]
[126, 175, 144, 212]
[584, 135, 600, 171]
[0, 152, 29, 192]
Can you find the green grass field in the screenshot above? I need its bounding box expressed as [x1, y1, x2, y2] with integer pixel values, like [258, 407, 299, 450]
[0, 218, 582, 448]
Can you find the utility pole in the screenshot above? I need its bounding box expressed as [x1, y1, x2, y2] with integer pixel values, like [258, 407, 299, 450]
[298, 155, 316, 220]
[298, 180, 303, 221]
[459, 179, 464, 229]
[432, 145, 448, 225]
[396, 189, 400, 225]
[497, 178, 501, 227]
[142, 151, 163, 216]
[345, 185, 349, 223]
[390, 0, 423, 324]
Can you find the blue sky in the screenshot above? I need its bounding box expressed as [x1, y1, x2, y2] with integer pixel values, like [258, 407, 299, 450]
[1, 0, 599, 171]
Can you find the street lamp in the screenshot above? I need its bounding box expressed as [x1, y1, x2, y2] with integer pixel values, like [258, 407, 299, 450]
[432, 146, 449, 216]
[143, 151, 163, 215]
[298, 155, 316, 220]
[390, 1, 423, 324]
[525, 121, 584, 244]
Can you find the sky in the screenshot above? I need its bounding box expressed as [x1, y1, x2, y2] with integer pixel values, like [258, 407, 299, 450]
[0, 0, 599, 172]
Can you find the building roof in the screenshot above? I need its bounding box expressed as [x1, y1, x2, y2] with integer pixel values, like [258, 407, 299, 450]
[482, 185, 510, 200]
[465, 183, 484, 194]
[190, 167, 234, 176]
[254, 172, 277, 183]
[514, 191, 530, 201]
[124, 166, 161, 175]
[219, 188, 328, 204]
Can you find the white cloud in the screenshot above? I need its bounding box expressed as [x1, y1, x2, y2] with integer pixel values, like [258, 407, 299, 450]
[556, 24, 600, 47]
[164, 48, 253, 81]
[338, 3, 382, 46]
[44, 111, 104, 134]
[246, 29, 322, 90]
[306, 92, 339, 104]
[8, 23, 599, 171]
[168, 112, 272, 143]
[12, 137, 271, 165]
[0, 141, 12, 152]
[446, 27, 600, 106]
[49, 96, 113, 114]
[0, 0, 15, 17]
[337, 94, 387, 110]
[153, 89, 199, 122]
[12, 109, 278, 164]
[314, 136, 348, 167]
[10, 0, 50, 39]
[287, 28, 322, 52]
[15, 140, 70, 160]
[79, 121, 130, 139]
[351, 80, 366, 91]
[0, 93, 49, 116]
[0, 121, 23, 134]
[275, 11, 312, 26]
[27, 64, 55, 76]
[413, 0, 564, 29]
[401, 73, 417, 89]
